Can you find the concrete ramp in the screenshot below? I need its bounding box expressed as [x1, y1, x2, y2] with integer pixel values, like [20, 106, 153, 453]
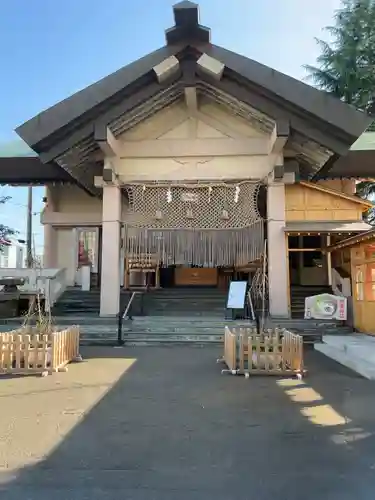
[315, 334, 375, 380]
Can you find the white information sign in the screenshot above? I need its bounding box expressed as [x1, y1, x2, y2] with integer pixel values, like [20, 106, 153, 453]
[304, 293, 347, 321]
[227, 281, 247, 309]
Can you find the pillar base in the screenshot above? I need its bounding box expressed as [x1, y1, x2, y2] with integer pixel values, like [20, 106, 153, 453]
[269, 313, 291, 320]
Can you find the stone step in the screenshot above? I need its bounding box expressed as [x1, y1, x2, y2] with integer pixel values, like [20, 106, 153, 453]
[61, 289, 226, 296]
[0, 318, 349, 346]
[80, 334, 224, 346]
[53, 289, 229, 317]
[123, 326, 235, 334]
[125, 311, 227, 317]
[130, 315, 250, 323]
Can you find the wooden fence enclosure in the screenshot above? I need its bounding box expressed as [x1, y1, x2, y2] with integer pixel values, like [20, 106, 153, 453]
[219, 326, 305, 378]
[0, 326, 82, 377]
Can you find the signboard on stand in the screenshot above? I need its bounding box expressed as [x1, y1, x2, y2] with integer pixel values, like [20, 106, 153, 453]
[226, 281, 248, 318]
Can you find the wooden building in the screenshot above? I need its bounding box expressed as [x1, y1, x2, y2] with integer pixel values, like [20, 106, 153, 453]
[326, 230, 375, 334]
[0, 1, 374, 318]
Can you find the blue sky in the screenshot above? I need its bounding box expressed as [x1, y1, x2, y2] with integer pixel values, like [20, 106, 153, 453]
[0, 0, 341, 254]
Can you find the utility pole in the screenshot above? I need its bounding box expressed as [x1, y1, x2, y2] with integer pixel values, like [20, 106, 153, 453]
[26, 186, 33, 268]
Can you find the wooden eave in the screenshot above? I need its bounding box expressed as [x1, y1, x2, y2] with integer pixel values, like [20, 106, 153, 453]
[325, 228, 375, 252]
[284, 220, 372, 236]
[0, 157, 74, 184]
[316, 150, 375, 179]
[0, 156, 99, 196]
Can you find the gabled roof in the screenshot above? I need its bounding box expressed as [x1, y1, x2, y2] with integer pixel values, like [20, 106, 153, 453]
[16, 2, 370, 153]
[16, 45, 182, 149]
[7, 1, 373, 192]
[298, 181, 373, 209]
[202, 44, 370, 142]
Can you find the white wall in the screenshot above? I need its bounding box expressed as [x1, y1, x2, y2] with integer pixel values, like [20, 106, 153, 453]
[56, 228, 75, 286]
[52, 185, 101, 213]
[0, 245, 25, 269]
[42, 185, 102, 226]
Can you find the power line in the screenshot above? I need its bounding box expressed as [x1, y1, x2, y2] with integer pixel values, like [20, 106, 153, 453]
[2, 199, 43, 216]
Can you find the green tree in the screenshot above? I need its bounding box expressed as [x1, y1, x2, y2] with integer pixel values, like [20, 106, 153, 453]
[355, 181, 375, 223]
[305, 0, 375, 222]
[305, 0, 375, 111]
[0, 196, 15, 250]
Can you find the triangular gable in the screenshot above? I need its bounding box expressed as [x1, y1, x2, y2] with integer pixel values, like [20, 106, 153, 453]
[16, 3, 370, 151]
[119, 99, 268, 141]
[158, 118, 227, 139]
[299, 181, 373, 210]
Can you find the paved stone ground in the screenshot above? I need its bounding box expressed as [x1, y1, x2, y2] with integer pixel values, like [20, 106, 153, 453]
[0, 346, 374, 499]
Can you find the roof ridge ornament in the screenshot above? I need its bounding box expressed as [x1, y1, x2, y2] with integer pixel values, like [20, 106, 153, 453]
[165, 2, 210, 45]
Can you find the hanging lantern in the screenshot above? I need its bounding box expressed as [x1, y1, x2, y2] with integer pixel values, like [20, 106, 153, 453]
[167, 188, 172, 203]
[208, 186, 212, 203]
[155, 209, 163, 219]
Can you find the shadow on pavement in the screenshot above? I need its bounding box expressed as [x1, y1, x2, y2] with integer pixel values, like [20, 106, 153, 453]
[0, 345, 375, 500]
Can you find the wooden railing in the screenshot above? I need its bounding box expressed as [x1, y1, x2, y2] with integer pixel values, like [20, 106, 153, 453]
[219, 326, 305, 378]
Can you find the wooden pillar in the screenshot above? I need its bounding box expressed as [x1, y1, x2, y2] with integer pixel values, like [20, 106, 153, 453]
[298, 235, 304, 285]
[326, 235, 332, 286]
[155, 263, 160, 288]
[100, 185, 121, 316]
[267, 183, 289, 318]
[286, 235, 291, 315]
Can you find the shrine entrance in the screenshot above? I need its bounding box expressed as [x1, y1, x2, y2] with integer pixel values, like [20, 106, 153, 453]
[122, 181, 265, 290]
[159, 266, 219, 288]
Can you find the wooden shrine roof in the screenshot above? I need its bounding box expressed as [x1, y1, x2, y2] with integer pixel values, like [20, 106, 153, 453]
[1, 2, 373, 192]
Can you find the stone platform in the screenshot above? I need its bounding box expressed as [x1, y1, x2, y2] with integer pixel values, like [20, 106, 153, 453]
[315, 334, 375, 380]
